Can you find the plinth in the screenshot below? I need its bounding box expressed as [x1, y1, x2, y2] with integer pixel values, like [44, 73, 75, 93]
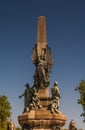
[18, 109, 66, 130]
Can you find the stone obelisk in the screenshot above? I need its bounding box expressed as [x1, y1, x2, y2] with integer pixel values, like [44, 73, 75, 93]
[36, 16, 47, 57]
[18, 16, 66, 130]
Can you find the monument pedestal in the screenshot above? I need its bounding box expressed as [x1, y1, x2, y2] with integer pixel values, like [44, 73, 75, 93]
[18, 109, 66, 130]
[18, 88, 66, 130]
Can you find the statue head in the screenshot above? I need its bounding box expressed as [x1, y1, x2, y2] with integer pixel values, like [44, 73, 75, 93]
[54, 81, 58, 86]
[25, 83, 30, 88]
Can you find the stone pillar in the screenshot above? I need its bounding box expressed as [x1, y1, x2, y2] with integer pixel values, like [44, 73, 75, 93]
[36, 16, 47, 57]
[37, 16, 47, 44]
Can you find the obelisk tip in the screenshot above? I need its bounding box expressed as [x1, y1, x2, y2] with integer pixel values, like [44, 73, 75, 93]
[37, 16, 47, 44]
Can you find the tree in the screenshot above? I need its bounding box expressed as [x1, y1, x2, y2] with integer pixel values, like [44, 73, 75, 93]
[0, 95, 11, 130]
[75, 80, 85, 122]
[16, 127, 22, 130]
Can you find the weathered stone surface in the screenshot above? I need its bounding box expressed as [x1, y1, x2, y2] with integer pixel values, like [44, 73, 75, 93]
[37, 87, 49, 98]
[37, 87, 51, 107]
[37, 16, 47, 44]
[37, 16, 47, 57]
[18, 109, 66, 128]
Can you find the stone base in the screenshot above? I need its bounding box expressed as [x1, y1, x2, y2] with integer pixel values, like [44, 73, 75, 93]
[18, 109, 66, 129]
[18, 87, 66, 129]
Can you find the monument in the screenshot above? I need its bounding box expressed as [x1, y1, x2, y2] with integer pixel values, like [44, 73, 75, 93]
[18, 16, 66, 130]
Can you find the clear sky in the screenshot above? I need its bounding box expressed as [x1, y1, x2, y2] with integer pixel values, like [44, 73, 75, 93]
[0, 0, 85, 129]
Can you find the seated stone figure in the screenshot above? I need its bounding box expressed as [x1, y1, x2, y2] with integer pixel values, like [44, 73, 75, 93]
[50, 96, 61, 114]
[29, 92, 42, 110]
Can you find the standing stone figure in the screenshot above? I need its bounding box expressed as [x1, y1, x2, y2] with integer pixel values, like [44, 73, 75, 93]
[37, 54, 47, 86]
[19, 83, 34, 112]
[50, 81, 60, 113]
[33, 48, 50, 89]
[51, 81, 60, 108]
[69, 119, 77, 130]
[19, 83, 41, 111]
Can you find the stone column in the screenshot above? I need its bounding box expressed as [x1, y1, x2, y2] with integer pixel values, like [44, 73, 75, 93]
[36, 16, 47, 57]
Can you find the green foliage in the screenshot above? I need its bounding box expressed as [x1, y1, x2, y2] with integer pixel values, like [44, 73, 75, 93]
[16, 127, 22, 130]
[75, 80, 85, 122]
[75, 80, 85, 109]
[0, 95, 11, 130]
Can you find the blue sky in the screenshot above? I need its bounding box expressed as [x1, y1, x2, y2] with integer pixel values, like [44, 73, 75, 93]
[0, 0, 85, 129]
